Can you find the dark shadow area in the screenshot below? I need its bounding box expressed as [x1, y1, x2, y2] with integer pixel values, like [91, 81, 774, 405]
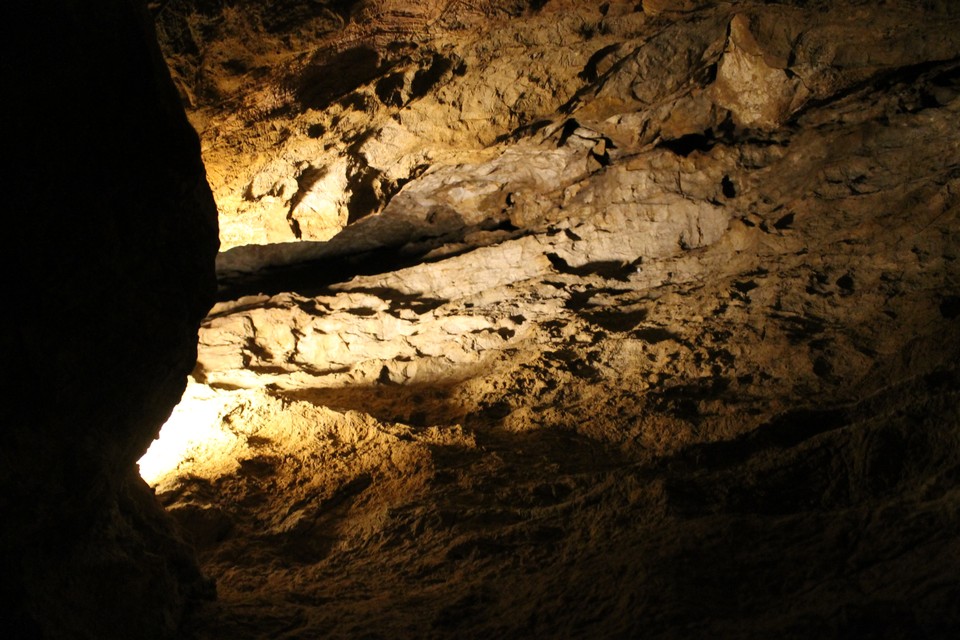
[292, 45, 384, 109]
[411, 54, 462, 101]
[216, 244, 427, 300]
[546, 252, 636, 281]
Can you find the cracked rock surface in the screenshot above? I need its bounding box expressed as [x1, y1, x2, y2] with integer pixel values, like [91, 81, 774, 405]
[150, 1, 960, 638]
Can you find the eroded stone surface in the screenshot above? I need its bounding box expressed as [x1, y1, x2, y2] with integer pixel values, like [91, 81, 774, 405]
[144, 1, 960, 638]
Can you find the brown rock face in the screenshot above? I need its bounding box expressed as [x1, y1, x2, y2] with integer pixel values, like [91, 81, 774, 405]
[142, 2, 960, 638]
[3, 1, 958, 639]
[1, 1, 218, 638]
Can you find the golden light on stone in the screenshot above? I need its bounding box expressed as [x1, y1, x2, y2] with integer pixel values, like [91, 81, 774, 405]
[137, 379, 239, 487]
[140, 1, 960, 636]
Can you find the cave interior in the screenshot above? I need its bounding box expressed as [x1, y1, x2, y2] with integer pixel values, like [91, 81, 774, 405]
[2, 1, 960, 639]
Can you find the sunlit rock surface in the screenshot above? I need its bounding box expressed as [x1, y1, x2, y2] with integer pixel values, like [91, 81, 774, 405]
[150, 1, 960, 638]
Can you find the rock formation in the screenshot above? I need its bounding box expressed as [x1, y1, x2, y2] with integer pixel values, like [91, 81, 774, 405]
[1, 1, 219, 638]
[140, 2, 960, 637]
[3, 0, 959, 638]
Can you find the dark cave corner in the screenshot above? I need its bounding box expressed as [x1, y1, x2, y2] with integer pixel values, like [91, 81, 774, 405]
[2, 1, 218, 638]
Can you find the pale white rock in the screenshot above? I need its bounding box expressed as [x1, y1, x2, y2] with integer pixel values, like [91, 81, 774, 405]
[384, 143, 595, 228]
[359, 118, 432, 181]
[709, 15, 804, 129]
[337, 235, 555, 300]
[289, 159, 351, 241]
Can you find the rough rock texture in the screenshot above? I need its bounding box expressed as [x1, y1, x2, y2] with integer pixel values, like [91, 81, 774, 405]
[1, 1, 219, 638]
[146, 1, 960, 638]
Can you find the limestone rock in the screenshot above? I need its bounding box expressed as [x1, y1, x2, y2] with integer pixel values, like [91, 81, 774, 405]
[156, 1, 960, 252]
[127, 1, 960, 637]
[709, 14, 804, 129]
[170, 40, 960, 637]
[2, 1, 958, 638]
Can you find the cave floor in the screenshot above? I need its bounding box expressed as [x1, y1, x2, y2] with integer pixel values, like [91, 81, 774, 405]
[165, 370, 960, 639]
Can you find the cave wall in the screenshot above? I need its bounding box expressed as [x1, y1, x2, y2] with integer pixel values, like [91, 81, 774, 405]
[134, 1, 960, 638]
[1, 1, 219, 637]
[1, 1, 953, 638]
